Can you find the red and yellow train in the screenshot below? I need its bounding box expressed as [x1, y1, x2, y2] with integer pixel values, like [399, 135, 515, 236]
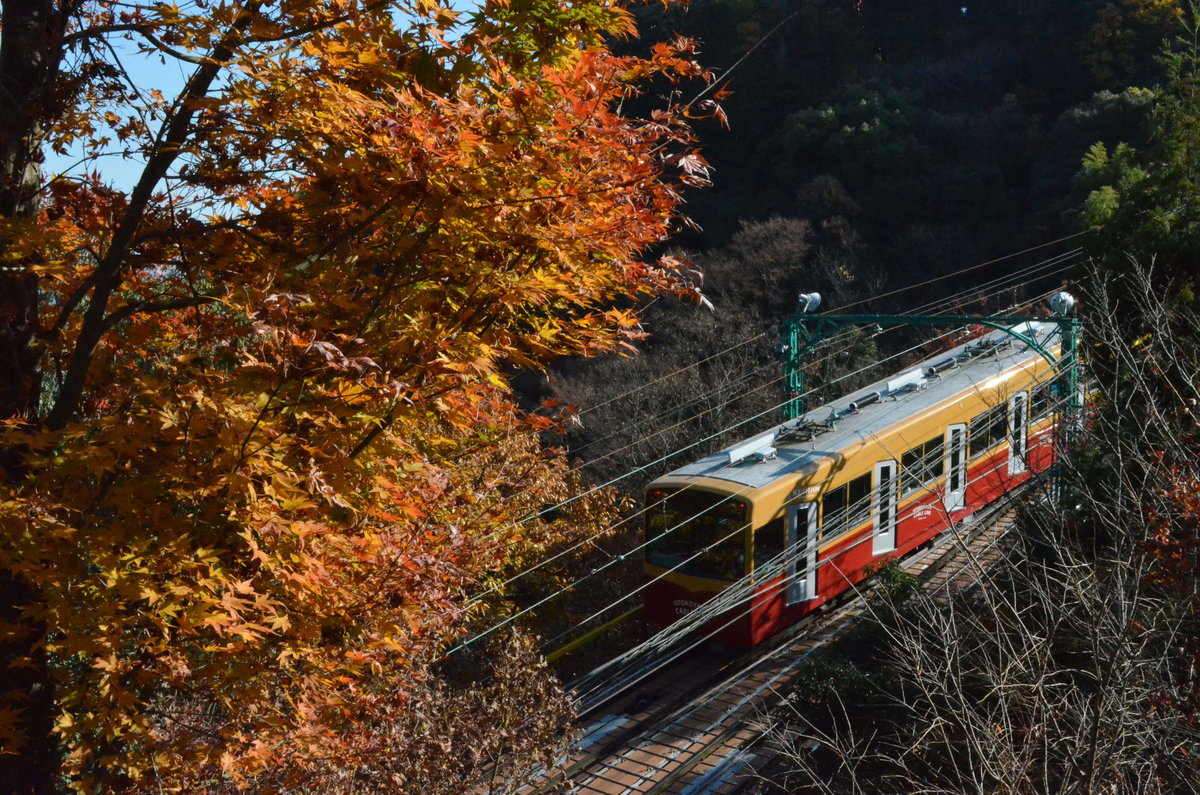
[643, 321, 1066, 647]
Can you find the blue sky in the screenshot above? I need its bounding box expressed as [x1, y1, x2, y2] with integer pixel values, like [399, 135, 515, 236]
[45, 37, 190, 191]
[45, 1, 482, 192]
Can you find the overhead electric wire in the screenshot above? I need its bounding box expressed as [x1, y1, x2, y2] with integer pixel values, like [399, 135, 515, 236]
[552, 234, 1084, 432]
[464, 268, 1081, 619]
[833, 232, 1089, 313]
[570, 392, 1073, 713]
[447, 288, 1073, 657]
[573, 248, 1083, 466]
[440, 484, 757, 659]
[559, 246, 1083, 474]
[575, 331, 769, 418]
[563, 248, 1083, 466]
[478, 251, 1082, 550]
[897, 249, 1081, 315]
[562, 357, 783, 459]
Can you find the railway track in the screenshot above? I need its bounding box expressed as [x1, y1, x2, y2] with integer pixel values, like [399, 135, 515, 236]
[522, 488, 1031, 795]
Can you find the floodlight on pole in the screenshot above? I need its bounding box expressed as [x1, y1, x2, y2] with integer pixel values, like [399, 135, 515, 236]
[797, 292, 822, 314]
[1049, 291, 1076, 317]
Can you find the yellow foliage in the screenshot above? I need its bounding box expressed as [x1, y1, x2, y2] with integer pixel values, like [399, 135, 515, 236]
[0, 0, 714, 789]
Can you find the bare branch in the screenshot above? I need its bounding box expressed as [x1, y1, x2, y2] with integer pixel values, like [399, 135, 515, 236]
[46, 2, 264, 429]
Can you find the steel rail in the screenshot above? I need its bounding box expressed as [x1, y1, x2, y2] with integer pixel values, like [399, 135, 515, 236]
[532, 473, 1046, 794]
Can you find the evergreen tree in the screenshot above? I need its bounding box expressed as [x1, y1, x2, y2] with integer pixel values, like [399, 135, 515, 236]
[1081, 3, 1200, 296]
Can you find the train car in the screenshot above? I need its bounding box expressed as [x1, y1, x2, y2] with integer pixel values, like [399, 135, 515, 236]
[643, 321, 1067, 647]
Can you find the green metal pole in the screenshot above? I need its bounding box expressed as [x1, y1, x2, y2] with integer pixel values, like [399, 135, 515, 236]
[1047, 315, 1078, 503]
[778, 298, 1080, 501]
[1059, 316, 1081, 448]
[784, 320, 803, 420]
[779, 311, 1059, 424]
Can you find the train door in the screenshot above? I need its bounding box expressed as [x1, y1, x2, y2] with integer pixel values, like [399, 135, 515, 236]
[1008, 392, 1029, 476]
[873, 460, 897, 554]
[946, 424, 967, 512]
[786, 502, 818, 605]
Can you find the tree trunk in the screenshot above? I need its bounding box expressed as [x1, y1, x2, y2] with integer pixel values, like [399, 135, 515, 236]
[0, 0, 64, 789]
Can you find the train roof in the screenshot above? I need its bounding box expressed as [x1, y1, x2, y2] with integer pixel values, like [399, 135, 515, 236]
[659, 321, 1062, 491]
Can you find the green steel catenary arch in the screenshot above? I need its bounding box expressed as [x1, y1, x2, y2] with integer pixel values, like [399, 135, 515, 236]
[779, 306, 1082, 440]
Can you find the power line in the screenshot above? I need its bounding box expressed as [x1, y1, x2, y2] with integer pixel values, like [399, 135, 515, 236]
[569, 398, 1071, 711]
[449, 289, 1073, 655]
[442, 485, 757, 658]
[563, 357, 780, 459]
[833, 233, 1089, 313]
[468, 270, 1080, 614]
[576, 332, 769, 417]
[557, 234, 1084, 425]
[563, 246, 1083, 465]
[482, 253, 1081, 546]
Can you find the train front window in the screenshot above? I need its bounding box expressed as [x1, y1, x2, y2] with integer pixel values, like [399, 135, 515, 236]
[645, 489, 748, 580]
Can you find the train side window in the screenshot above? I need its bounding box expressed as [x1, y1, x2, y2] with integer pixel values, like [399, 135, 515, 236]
[969, 405, 1006, 458]
[925, 437, 946, 480]
[848, 473, 872, 528]
[753, 516, 785, 572]
[968, 411, 986, 457]
[823, 473, 872, 534]
[901, 445, 921, 494]
[822, 484, 847, 536]
[1031, 377, 1060, 420]
[901, 436, 945, 496]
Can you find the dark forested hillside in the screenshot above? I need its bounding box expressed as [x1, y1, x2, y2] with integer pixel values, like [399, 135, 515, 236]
[548, 0, 1174, 485]
[644, 0, 1164, 283]
[756, 9, 1200, 781]
[542, 5, 1200, 791]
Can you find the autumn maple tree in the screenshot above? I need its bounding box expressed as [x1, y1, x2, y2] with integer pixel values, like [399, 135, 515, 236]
[0, 0, 713, 789]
